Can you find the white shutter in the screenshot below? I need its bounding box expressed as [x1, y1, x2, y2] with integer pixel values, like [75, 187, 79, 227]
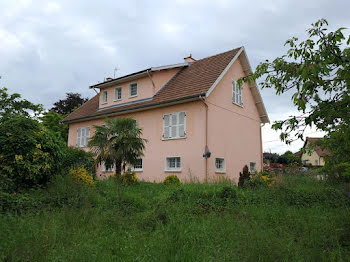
[77, 128, 81, 147]
[171, 114, 177, 138]
[232, 81, 236, 103]
[85, 127, 90, 147]
[163, 114, 170, 138]
[178, 112, 186, 137]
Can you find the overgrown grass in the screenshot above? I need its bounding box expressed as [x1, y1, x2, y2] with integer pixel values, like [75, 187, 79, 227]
[1, 174, 349, 261]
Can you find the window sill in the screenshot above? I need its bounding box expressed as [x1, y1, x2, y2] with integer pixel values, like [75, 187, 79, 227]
[215, 171, 226, 174]
[129, 95, 138, 98]
[113, 99, 122, 102]
[133, 169, 143, 172]
[232, 102, 243, 108]
[165, 170, 181, 173]
[101, 102, 108, 105]
[162, 136, 186, 141]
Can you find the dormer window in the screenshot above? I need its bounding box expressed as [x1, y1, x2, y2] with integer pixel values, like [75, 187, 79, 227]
[129, 83, 138, 98]
[114, 87, 122, 101]
[102, 90, 108, 104]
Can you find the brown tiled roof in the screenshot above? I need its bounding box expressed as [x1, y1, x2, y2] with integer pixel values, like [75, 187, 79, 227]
[63, 48, 241, 123]
[304, 137, 331, 157]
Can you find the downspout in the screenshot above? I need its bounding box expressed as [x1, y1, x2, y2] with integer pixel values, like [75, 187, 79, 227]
[199, 95, 209, 182]
[260, 123, 265, 172]
[146, 70, 157, 94]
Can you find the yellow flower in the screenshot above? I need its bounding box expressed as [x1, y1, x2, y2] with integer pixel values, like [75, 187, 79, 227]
[15, 155, 23, 161]
[36, 144, 42, 149]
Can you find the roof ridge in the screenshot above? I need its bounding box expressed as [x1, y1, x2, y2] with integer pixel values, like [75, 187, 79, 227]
[195, 47, 243, 62]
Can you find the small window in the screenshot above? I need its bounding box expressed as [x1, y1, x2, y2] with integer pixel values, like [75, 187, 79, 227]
[132, 159, 143, 172]
[215, 158, 226, 173]
[163, 112, 186, 139]
[165, 157, 181, 172]
[102, 162, 114, 172]
[76, 127, 90, 148]
[129, 83, 138, 97]
[114, 87, 122, 100]
[232, 80, 242, 106]
[250, 162, 257, 172]
[102, 90, 108, 104]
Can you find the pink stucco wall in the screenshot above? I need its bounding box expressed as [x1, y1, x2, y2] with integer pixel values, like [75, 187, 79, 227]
[68, 58, 263, 183]
[99, 68, 180, 109]
[205, 57, 262, 183]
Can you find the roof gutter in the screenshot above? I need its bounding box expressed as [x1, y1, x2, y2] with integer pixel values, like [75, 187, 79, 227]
[62, 93, 206, 124]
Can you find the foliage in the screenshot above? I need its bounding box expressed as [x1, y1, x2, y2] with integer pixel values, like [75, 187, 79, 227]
[0, 87, 43, 119]
[280, 150, 301, 165]
[89, 117, 147, 176]
[0, 115, 64, 192]
[61, 147, 95, 174]
[119, 171, 138, 185]
[163, 175, 181, 186]
[245, 172, 275, 188]
[69, 167, 94, 186]
[41, 110, 69, 141]
[0, 174, 349, 261]
[50, 92, 88, 115]
[238, 165, 251, 187]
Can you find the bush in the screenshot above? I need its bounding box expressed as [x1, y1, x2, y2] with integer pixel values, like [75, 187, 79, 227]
[164, 175, 181, 186]
[0, 115, 65, 192]
[119, 171, 138, 185]
[245, 172, 274, 188]
[61, 147, 95, 174]
[238, 165, 251, 187]
[69, 167, 94, 186]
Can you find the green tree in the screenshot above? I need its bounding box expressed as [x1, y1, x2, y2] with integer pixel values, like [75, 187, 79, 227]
[281, 151, 301, 165]
[51, 92, 88, 115]
[41, 110, 69, 141]
[89, 118, 147, 177]
[239, 19, 350, 177]
[0, 86, 43, 119]
[0, 115, 65, 192]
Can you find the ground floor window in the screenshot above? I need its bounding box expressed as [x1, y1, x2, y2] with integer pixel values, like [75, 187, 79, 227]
[165, 157, 181, 171]
[102, 162, 114, 172]
[250, 162, 257, 172]
[132, 159, 143, 172]
[215, 158, 226, 173]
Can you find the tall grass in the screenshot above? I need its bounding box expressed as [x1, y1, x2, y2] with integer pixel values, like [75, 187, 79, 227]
[0, 174, 349, 261]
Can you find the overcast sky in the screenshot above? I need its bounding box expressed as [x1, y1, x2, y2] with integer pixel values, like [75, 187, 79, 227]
[1, 0, 349, 153]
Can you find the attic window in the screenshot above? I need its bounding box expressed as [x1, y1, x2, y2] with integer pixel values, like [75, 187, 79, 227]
[232, 80, 242, 106]
[129, 83, 138, 98]
[102, 90, 108, 104]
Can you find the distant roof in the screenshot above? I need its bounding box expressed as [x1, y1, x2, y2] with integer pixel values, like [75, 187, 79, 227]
[63, 47, 269, 123]
[303, 137, 331, 157]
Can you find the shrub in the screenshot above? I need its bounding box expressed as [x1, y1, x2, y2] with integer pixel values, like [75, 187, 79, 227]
[69, 167, 94, 186]
[238, 165, 251, 187]
[61, 147, 95, 174]
[164, 175, 181, 186]
[0, 115, 65, 192]
[245, 172, 275, 188]
[119, 171, 138, 185]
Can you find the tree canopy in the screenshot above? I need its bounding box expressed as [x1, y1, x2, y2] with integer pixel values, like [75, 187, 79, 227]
[51, 92, 88, 115]
[89, 118, 147, 177]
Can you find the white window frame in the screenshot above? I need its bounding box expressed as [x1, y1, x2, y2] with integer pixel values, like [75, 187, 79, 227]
[165, 157, 181, 172]
[102, 90, 108, 104]
[250, 162, 257, 173]
[102, 162, 114, 172]
[162, 111, 186, 140]
[215, 157, 226, 173]
[129, 83, 138, 98]
[76, 126, 90, 148]
[131, 158, 143, 172]
[114, 87, 122, 101]
[232, 80, 242, 106]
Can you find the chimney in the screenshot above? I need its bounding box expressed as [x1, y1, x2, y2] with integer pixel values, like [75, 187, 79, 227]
[184, 54, 196, 63]
[106, 77, 113, 81]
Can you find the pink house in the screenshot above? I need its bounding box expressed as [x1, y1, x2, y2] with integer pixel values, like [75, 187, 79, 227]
[63, 47, 269, 183]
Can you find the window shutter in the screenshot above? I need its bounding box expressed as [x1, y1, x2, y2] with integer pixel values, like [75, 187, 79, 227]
[232, 81, 236, 103]
[171, 114, 177, 138]
[178, 112, 186, 137]
[86, 127, 90, 147]
[163, 114, 170, 138]
[77, 128, 81, 147]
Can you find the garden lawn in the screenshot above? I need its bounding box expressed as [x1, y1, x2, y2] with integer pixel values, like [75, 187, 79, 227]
[0, 175, 349, 262]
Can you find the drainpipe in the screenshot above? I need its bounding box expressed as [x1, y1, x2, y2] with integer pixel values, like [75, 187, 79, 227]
[146, 70, 157, 94]
[199, 95, 209, 182]
[260, 123, 265, 172]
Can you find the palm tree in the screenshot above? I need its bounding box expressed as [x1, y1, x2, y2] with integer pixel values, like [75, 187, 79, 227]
[89, 118, 147, 177]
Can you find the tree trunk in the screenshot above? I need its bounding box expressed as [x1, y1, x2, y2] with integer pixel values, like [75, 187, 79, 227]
[115, 159, 122, 181]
